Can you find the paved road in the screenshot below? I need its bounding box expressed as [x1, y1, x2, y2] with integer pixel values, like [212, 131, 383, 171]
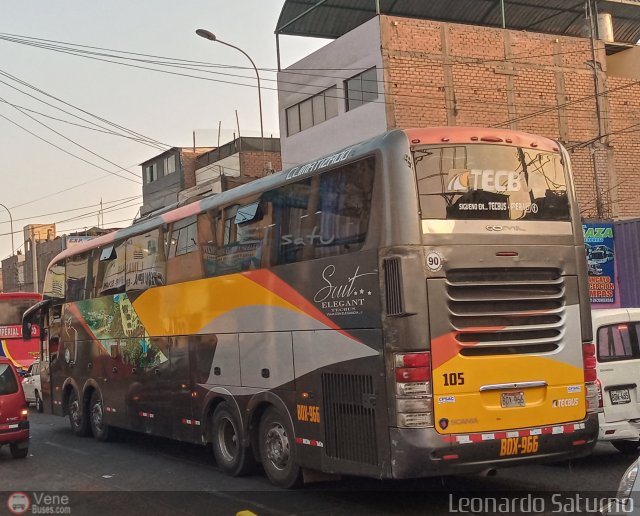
[0, 410, 636, 516]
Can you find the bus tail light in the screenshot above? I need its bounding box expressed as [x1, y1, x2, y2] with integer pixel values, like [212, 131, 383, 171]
[583, 342, 597, 382]
[583, 342, 601, 413]
[395, 352, 433, 428]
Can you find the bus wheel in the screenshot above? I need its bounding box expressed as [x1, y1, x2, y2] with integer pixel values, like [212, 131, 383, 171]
[89, 390, 112, 442]
[211, 403, 255, 476]
[612, 440, 640, 454]
[35, 391, 44, 413]
[68, 389, 90, 437]
[258, 407, 302, 489]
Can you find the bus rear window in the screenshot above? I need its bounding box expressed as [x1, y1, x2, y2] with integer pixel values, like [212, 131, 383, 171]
[414, 144, 570, 221]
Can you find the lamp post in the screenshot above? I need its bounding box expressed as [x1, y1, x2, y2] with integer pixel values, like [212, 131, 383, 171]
[0, 202, 15, 256]
[195, 29, 266, 171]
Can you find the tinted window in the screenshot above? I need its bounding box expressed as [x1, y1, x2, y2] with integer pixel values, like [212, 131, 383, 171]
[43, 263, 65, 303]
[96, 241, 127, 295]
[0, 364, 18, 395]
[215, 199, 269, 275]
[66, 253, 91, 302]
[126, 229, 167, 292]
[597, 322, 640, 362]
[269, 157, 375, 265]
[169, 217, 198, 257]
[415, 144, 570, 221]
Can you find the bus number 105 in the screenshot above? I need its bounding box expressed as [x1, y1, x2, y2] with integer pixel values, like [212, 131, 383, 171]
[442, 372, 465, 386]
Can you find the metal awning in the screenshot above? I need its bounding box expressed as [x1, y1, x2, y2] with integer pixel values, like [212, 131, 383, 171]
[276, 0, 640, 45]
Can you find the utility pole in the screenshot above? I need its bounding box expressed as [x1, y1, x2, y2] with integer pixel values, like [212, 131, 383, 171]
[30, 233, 38, 293]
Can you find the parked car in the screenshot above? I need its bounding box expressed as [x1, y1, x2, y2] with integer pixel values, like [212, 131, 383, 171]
[21, 360, 43, 413]
[593, 308, 640, 453]
[0, 357, 30, 458]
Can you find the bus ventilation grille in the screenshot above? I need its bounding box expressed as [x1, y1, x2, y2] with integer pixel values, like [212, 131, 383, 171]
[383, 257, 405, 316]
[322, 373, 378, 465]
[445, 267, 565, 353]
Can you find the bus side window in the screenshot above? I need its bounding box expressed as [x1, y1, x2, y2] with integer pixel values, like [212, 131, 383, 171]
[269, 158, 374, 265]
[198, 210, 220, 279]
[93, 241, 126, 296]
[66, 252, 91, 302]
[166, 217, 203, 284]
[43, 262, 66, 305]
[125, 228, 167, 293]
[216, 198, 271, 275]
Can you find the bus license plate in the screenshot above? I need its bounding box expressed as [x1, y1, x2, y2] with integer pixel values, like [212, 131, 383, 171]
[610, 389, 631, 405]
[501, 391, 525, 408]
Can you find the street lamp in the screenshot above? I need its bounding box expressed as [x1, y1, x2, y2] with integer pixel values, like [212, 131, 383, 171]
[195, 29, 266, 171]
[0, 202, 15, 256]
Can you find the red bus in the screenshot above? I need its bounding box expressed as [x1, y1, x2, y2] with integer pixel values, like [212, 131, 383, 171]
[0, 292, 42, 372]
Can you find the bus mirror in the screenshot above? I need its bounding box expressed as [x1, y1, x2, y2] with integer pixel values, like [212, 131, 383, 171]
[22, 322, 32, 341]
[109, 343, 120, 359]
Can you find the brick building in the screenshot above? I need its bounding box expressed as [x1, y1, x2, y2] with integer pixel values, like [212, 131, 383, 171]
[178, 137, 282, 204]
[276, 0, 640, 221]
[141, 138, 281, 216]
[140, 147, 214, 217]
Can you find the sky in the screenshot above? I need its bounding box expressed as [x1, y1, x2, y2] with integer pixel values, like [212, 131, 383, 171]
[0, 0, 328, 262]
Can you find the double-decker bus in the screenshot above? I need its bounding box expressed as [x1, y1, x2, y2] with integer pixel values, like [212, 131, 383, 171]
[0, 292, 42, 372]
[23, 127, 598, 487]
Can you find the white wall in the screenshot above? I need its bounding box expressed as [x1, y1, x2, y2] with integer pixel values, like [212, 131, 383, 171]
[195, 154, 241, 185]
[278, 17, 386, 168]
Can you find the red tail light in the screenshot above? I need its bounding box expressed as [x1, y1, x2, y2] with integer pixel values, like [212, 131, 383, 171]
[583, 342, 597, 382]
[396, 353, 430, 368]
[394, 351, 433, 427]
[395, 367, 430, 383]
[583, 342, 601, 413]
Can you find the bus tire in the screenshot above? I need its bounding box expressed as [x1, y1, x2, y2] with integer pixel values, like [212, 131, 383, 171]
[35, 391, 44, 413]
[258, 407, 302, 489]
[612, 440, 640, 454]
[68, 389, 90, 437]
[89, 390, 112, 442]
[211, 402, 255, 477]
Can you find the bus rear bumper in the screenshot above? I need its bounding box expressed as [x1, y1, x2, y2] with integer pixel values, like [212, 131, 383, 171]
[389, 414, 599, 479]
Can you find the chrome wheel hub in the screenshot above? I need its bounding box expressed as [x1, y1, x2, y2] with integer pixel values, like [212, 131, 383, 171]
[217, 418, 238, 463]
[265, 423, 289, 471]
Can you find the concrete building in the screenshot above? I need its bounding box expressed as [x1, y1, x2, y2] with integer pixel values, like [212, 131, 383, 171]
[181, 137, 282, 202]
[140, 147, 214, 217]
[141, 138, 282, 215]
[1, 226, 114, 293]
[1, 253, 26, 292]
[275, 0, 640, 221]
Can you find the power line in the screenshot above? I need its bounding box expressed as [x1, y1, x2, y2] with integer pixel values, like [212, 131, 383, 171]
[1, 95, 142, 180]
[0, 31, 595, 78]
[0, 195, 141, 226]
[0, 110, 142, 184]
[0, 68, 170, 150]
[0, 97, 169, 147]
[0, 32, 601, 110]
[0, 199, 141, 239]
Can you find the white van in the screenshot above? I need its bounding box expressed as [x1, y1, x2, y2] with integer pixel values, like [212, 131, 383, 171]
[593, 308, 640, 454]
